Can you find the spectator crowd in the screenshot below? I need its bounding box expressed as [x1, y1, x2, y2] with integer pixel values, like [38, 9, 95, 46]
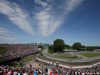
[0, 65, 43, 75]
[0, 64, 100, 75]
[35, 58, 100, 75]
[49, 65, 100, 75]
[0, 44, 39, 59]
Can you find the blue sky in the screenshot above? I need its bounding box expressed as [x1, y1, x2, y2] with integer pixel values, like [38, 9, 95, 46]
[0, 0, 100, 46]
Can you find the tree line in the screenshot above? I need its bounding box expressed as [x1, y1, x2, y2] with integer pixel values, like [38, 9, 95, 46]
[48, 39, 100, 53]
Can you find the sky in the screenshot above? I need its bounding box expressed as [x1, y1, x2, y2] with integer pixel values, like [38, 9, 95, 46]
[0, 0, 100, 46]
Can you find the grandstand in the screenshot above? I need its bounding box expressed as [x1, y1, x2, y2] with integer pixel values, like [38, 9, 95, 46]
[0, 44, 39, 60]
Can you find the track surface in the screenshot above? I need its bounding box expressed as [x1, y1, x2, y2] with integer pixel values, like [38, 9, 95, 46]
[42, 49, 100, 62]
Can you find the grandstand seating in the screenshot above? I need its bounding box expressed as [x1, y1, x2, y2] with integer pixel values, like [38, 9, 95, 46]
[1, 44, 39, 59]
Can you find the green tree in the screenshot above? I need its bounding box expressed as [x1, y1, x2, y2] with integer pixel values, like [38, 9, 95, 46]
[53, 39, 65, 52]
[86, 46, 100, 51]
[64, 44, 72, 49]
[38, 45, 44, 49]
[0, 46, 7, 55]
[49, 45, 54, 50]
[48, 45, 54, 53]
[72, 42, 82, 50]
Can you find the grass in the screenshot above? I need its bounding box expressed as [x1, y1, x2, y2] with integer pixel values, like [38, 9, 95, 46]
[55, 56, 78, 59]
[0, 57, 6, 61]
[0, 54, 36, 67]
[8, 61, 19, 67]
[48, 50, 54, 54]
[20, 57, 29, 63]
[39, 52, 100, 65]
[79, 53, 100, 57]
[0, 58, 6, 61]
[20, 54, 36, 63]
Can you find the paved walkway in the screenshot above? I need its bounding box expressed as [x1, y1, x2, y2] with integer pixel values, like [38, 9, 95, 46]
[24, 59, 41, 68]
[42, 50, 100, 62]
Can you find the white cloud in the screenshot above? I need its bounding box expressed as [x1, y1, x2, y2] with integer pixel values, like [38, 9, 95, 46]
[34, 0, 47, 7]
[35, 11, 50, 36]
[0, 0, 84, 37]
[65, 0, 83, 13]
[0, 27, 18, 41]
[0, 0, 34, 35]
[0, 27, 10, 33]
[34, 0, 84, 37]
[0, 36, 17, 41]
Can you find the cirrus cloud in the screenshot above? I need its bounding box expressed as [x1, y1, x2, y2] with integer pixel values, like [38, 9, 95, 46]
[0, 27, 18, 41]
[0, 0, 84, 37]
[33, 0, 84, 37]
[0, 0, 34, 35]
